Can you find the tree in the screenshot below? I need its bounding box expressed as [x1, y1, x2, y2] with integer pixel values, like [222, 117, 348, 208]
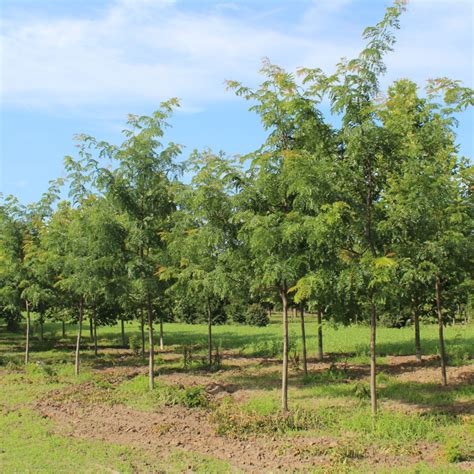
[93, 102, 182, 389]
[300, 0, 408, 415]
[381, 79, 473, 383]
[165, 150, 242, 366]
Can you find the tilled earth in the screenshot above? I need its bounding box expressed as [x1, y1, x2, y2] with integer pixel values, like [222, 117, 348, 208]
[34, 355, 474, 472]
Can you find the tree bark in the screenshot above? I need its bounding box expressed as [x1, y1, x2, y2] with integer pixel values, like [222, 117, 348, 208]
[140, 308, 145, 358]
[414, 307, 422, 363]
[25, 301, 30, 365]
[280, 287, 289, 412]
[39, 313, 44, 343]
[75, 297, 84, 376]
[147, 292, 154, 390]
[93, 316, 98, 356]
[317, 309, 323, 361]
[370, 300, 377, 415]
[300, 304, 308, 376]
[121, 318, 126, 347]
[207, 299, 213, 367]
[159, 313, 164, 351]
[62, 320, 66, 338]
[435, 277, 448, 386]
[89, 316, 93, 341]
[365, 151, 378, 417]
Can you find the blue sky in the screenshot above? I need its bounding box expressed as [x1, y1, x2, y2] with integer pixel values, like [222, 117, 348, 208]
[1, 0, 472, 204]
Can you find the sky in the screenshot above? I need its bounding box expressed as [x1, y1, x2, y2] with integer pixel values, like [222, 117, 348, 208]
[1, 0, 473, 205]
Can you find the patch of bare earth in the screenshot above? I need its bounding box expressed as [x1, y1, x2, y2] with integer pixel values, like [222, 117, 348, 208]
[32, 358, 473, 472]
[35, 388, 335, 472]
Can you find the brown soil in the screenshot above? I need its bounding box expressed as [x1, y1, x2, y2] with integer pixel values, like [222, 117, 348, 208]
[36, 391, 332, 472]
[32, 356, 473, 472]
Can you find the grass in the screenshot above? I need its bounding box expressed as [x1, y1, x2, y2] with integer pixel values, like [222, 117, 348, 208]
[5, 315, 473, 364]
[0, 318, 473, 473]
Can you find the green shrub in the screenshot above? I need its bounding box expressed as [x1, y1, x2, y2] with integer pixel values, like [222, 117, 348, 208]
[156, 384, 208, 409]
[245, 304, 269, 327]
[129, 335, 142, 356]
[446, 344, 470, 366]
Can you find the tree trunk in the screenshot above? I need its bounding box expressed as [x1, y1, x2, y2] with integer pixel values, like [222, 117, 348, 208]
[207, 299, 213, 367]
[159, 313, 164, 351]
[147, 292, 154, 390]
[75, 297, 84, 376]
[140, 308, 145, 358]
[93, 316, 98, 356]
[25, 301, 31, 365]
[370, 300, 377, 415]
[121, 318, 126, 347]
[317, 309, 323, 361]
[435, 277, 448, 386]
[280, 288, 289, 413]
[414, 307, 422, 363]
[300, 304, 308, 376]
[39, 313, 44, 343]
[62, 320, 66, 338]
[89, 316, 93, 341]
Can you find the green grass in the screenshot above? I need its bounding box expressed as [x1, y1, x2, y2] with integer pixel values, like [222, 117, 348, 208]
[5, 316, 473, 365]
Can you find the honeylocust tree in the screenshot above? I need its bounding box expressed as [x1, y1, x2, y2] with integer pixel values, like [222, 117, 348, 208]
[93, 102, 182, 389]
[381, 79, 473, 384]
[164, 150, 242, 366]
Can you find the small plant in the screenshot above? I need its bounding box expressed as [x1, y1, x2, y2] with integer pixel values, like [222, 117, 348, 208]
[446, 344, 470, 366]
[181, 386, 208, 408]
[352, 382, 370, 400]
[290, 350, 300, 369]
[444, 439, 469, 463]
[182, 345, 193, 368]
[154, 383, 208, 408]
[212, 342, 222, 369]
[330, 439, 366, 464]
[129, 335, 142, 356]
[211, 399, 327, 439]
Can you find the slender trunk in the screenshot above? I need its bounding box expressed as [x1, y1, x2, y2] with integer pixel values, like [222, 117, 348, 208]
[140, 308, 145, 358]
[280, 288, 289, 412]
[147, 292, 154, 390]
[159, 313, 164, 351]
[414, 307, 422, 363]
[435, 277, 448, 386]
[300, 304, 308, 376]
[365, 153, 378, 416]
[370, 300, 377, 415]
[25, 301, 30, 365]
[39, 314, 44, 343]
[75, 297, 84, 376]
[93, 316, 98, 356]
[207, 299, 213, 367]
[89, 317, 93, 341]
[62, 320, 66, 338]
[317, 309, 323, 361]
[121, 318, 126, 347]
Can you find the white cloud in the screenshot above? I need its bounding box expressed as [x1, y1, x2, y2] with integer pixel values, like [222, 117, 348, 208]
[0, 0, 471, 112]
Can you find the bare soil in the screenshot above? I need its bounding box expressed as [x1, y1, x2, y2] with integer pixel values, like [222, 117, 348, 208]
[33, 354, 474, 472]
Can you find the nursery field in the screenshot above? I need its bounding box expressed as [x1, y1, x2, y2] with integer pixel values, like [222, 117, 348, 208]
[1, 319, 473, 473]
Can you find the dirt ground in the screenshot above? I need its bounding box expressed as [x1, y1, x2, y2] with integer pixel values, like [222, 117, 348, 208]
[34, 355, 474, 473]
